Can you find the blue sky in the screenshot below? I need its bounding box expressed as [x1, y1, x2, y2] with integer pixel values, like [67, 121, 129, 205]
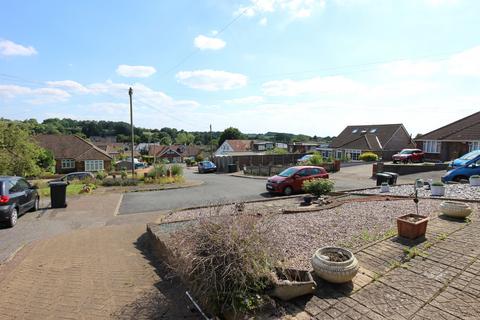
[1, 0, 480, 136]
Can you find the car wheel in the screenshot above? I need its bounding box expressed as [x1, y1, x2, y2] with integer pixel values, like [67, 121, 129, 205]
[8, 207, 18, 227]
[453, 175, 467, 183]
[30, 197, 39, 212]
[393, 160, 398, 164]
[283, 186, 293, 196]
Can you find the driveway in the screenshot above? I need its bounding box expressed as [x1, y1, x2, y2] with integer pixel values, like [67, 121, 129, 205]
[118, 168, 269, 214]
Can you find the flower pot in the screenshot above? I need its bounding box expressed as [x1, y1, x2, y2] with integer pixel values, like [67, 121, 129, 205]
[269, 268, 317, 301]
[311, 247, 359, 283]
[380, 184, 390, 193]
[396, 214, 429, 240]
[469, 176, 480, 186]
[303, 195, 313, 205]
[440, 201, 472, 219]
[431, 185, 445, 197]
[415, 179, 424, 188]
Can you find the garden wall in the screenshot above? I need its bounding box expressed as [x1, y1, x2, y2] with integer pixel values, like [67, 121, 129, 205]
[244, 162, 337, 176]
[376, 162, 449, 176]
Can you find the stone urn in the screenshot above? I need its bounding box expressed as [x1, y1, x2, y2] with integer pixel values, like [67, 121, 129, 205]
[431, 183, 445, 197]
[470, 175, 480, 186]
[311, 247, 359, 283]
[269, 268, 316, 301]
[380, 182, 390, 193]
[440, 201, 473, 219]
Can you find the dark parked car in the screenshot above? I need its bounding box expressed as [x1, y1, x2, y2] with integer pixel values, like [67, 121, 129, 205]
[266, 166, 329, 196]
[198, 161, 217, 173]
[54, 172, 95, 182]
[0, 176, 39, 227]
[392, 149, 424, 164]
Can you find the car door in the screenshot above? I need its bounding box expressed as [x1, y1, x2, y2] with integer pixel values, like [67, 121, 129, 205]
[293, 169, 310, 191]
[18, 179, 34, 210]
[9, 179, 28, 213]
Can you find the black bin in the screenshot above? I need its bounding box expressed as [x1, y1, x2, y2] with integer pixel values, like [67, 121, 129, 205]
[227, 163, 238, 173]
[376, 172, 392, 186]
[383, 172, 399, 185]
[49, 181, 68, 208]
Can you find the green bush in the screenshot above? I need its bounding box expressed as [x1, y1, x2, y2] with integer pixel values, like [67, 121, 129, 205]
[148, 164, 167, 178]
[102, 178, 138, 187]
[195, 153, 205, 162]
[431, 181, 444, 186]
[302, 178, 335, 197]
[471, 175, 480, 178]
[306, 152, 324, 165]
[171, 164, 183, 176]
[96, 170, 107, 180]
[359, 152, 379, 162]
[120, 169, 128, 179]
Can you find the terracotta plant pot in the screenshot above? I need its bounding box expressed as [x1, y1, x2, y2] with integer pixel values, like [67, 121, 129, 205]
[269, 268, 316, 301]
[311, 247, 359, 283]
[440, 201, 472, 219]
[397, 214, 429, 240]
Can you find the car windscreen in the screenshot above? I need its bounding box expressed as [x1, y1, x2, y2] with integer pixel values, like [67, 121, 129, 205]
[0, 181, 4, 195]
[460, 151, 480, 160]
[278, 167, 298, 177]
[399, 150, 413, 154]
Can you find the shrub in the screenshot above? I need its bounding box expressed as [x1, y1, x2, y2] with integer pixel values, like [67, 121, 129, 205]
[302, 178, 335, 197]
[96, 170, 107, 180]
[102, 178, 138, 187]
[171, 164, 183, 176]
[148, 164, 167, 178]
[359, 152, 379, 162]
[195, 153, 205, 162]
[431, 181, 444, 187]
[120, 169, 128, 179]
[266, 147, 288, 155]
[471, 175, 480, 178]
[170, 215, 278, 315]
[306, 152, 324, 165]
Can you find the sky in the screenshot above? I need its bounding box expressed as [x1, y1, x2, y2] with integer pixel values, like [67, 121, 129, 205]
[1, 0, 480, 136]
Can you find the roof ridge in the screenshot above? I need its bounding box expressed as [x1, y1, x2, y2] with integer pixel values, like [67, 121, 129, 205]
[75, 135, 112, 159]
[417, 110, 480, 139]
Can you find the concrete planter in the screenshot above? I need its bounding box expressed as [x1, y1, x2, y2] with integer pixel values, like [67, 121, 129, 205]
[440, 201, 473, 219]
[311, 247, 359, 283]
[431, 185, 445, 197]
[380, 184, 390, 193]
[469, 176, 480, 186]
[269, 268, 316, 301]
[397, 214, 429, 240]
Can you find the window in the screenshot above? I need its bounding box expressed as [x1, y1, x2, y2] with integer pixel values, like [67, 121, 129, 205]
[423, 140, 441, 153]
[344, 149, 362, 160]
[369, 128, 377, 133]
[469, 141, 480, 152]
[61, 159, 75, 169]
[10, 179, 29, 193]
[352, 129, 358, 133]
[84, 160, 104, 172]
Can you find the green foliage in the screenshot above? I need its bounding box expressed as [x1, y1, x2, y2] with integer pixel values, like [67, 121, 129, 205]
[306, 152, 324, 165]
[266, 147, 288, 155]
[96, 170, 107, 180]
[170, 164, 183, 176]
[302, 178, 334, 197]
[148, 164, 167, 178]
[0, 120, 49, 177]
[175, 132, 195, 145]
[431, 181, 444, 186]
[470, 175, 480, 178]
[218, 127, 245, 147]
[101, 178, 138, 187]
[195, 153, 205, 162]
[359, 152, 379, 162]
[120, 169, 128, 179]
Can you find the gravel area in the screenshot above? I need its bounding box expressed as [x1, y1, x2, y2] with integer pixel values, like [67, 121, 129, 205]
[351, 184, 480, 200]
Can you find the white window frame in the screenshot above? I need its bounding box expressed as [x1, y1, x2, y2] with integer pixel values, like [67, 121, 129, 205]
[469, 141, 480, 152]
[423, 140, 441, 154]
[84, 160, 104, 172]
[344, 149, 362, 160]
[61, 159, 75, 169]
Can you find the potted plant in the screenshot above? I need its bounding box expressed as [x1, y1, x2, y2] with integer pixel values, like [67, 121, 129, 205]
[311, 247, 359, 283]
[415, 179, 424, 188]
[431, 181, 445, 196]
[440, 201, 473, 219]
[303, 195, 313, 205]
[269, 268, 317, 301]
[397, 185, 429, 240]
[470, 175, 480, 186]
[380, 182, 390, 193]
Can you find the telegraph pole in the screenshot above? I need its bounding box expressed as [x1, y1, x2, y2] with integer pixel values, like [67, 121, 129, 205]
[129, 87, 135, 177]
[210, 124, 213, 160]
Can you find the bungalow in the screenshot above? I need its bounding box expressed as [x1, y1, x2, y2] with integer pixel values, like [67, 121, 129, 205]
[288, 142, 321, 154]
[215, 140, 253, 156]
[415, 111, 480, 162]
[328, 124, 415, 160]
[148, 144, 201, 163]
[35, 134, 112, 173]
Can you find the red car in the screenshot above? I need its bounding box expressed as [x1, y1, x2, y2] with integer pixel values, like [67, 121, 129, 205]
[392, 149, 425, 164]
[266, 166, 329, 196]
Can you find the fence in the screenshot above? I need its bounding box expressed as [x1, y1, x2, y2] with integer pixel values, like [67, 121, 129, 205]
[244, 162, 337, 176]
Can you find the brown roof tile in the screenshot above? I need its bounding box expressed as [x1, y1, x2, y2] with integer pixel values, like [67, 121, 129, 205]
[330, 124, 403, 150]
[225, 140, 253, 152]
[416, 111, 480, 141]
[35, 134, 112, 160]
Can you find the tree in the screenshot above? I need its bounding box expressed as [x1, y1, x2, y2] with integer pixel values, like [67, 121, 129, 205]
[0, 120, 48, 176]
[175, 132, 195, 145]
[218, 127, 245, 146]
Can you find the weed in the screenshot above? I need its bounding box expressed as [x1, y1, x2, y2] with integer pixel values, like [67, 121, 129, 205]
[437, 233, 448, 241]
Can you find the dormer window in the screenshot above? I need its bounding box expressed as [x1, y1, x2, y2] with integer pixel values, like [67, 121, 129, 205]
[370, 128, 377, 133]
[352, 129, 358, 133]
[361, 130, 367, 134]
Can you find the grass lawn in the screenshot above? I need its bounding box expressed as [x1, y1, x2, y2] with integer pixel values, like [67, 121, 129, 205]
[38, 183, 87, 197]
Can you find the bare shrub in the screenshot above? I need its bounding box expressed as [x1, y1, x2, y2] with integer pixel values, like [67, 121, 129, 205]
[169, 213, 279, 315]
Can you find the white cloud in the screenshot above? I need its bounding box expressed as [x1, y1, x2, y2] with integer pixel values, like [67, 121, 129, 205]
[448, 46, 480, 76]
[176, 70, 248, 91]
[259, 17, 268, 26]
[116, 64, 157, 78]
[225, 96, 264, 104]
[0, 84, 70, 104]
[0, 84, 32, 98]
[0, 39, 37, 57]
[47, 80, 89, 93]
[262, 75, 364, 96]
[236, 0, 325, 19]
[380, 60, 441, 77]
[193, 35, 226, 50]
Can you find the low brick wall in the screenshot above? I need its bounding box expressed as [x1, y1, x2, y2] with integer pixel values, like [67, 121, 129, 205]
[244, 162, 337, 177]
[379, 163, 449, 175]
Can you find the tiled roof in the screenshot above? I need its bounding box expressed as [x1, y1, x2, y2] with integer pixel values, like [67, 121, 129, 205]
[416, 111, 480, 141]
[225, 140, 253, 152]
[148, 144, 201, 157]
[330, 124, 403, 150]
[35, 134, 112, 160]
